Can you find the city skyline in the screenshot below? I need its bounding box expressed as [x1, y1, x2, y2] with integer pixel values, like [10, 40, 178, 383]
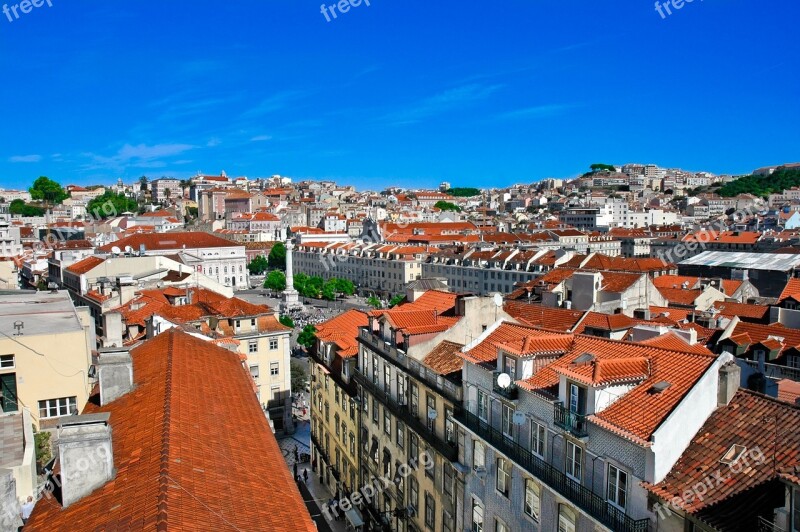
[1, 1, 798, 190]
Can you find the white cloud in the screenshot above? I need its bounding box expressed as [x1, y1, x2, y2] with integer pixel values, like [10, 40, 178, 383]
[9, 154, 42, 163]
[250, 135, 273, 142]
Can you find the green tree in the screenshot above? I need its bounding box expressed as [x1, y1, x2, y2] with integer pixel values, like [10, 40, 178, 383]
[388, 294, 405, 308]
[322, 282, 337, 301]
[331, 278, 355, 296]
[297, 325, 317, 349]
[367, 296, 382, 309]
[590, 163, 616, 173]
[434, 200, 461, 212]
[164, 188, 172, 201]
[87, 192, 138, 219]
[9, 199, 45, 216]
[29, 176, 68, 204]
[247, 255, 269, 275]
[279, 315, 295, 328]
[139, 176, 149, 192]
[264, 270, 286, 291]
[448, 187, 481, 197]
[290, 359, 309, 392]
[268, 241, 286, 270]
[34, 429, 53, 468]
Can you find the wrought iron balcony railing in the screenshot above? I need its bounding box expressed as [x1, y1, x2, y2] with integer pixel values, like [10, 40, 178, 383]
[453, 409, 648, 532]
[554, 402, 589, 438]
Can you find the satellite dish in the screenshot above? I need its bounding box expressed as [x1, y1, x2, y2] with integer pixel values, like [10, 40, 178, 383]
[427, 408, 438, 420]
[493, 293, 503, 307]
[111, 246, 121, 255]
[125, 245, 134, 254]
[497, 373, 512, 389]
[512, 411, 525, 425]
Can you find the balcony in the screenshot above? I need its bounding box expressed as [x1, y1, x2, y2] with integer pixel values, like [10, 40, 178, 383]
[454, 409, 649, 532]
[354, 372, 458, 462]
[554, 402, 589, 438]
[757, 517, 786, 532]
[492, 371, 518, 400]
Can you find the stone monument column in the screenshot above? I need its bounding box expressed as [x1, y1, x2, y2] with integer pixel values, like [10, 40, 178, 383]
[285, 239, 295, 291]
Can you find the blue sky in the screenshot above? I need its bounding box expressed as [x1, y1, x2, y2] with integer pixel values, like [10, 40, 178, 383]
[0, 0, 798, 191]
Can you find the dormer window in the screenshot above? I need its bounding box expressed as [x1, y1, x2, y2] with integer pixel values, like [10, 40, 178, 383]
[503, 355, 517, 380]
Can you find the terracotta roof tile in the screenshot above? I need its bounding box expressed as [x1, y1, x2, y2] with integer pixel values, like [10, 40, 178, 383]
[645, 389, 800, 530]
[316, 309, 369, 358]
[422, 340, 464, 376]
[66, 255, 105, 274]
[25, 329, 315, 531]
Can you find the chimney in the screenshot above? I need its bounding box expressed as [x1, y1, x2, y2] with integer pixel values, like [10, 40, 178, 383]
[57, 414, 115, 508]
[102, 312, 123, 348]
[97, 348, 133, 405]
[717, 361, 741, 406]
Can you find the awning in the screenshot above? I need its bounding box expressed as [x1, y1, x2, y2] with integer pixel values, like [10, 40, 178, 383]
[345, 508, 365, 528]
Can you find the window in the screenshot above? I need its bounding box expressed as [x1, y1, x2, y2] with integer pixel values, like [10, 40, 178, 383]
[425, 445, 435, 480]
[269, 338, 279, 350]
[335, 414, 340, 435]
[477, 389, 488, 421]
[250, 318, 256, 327]
[503, 355, 516, 379]
[473, 440, 485, 470]
[384, 408, 391, 435]
[384, 365, 391, 394]
[248, 341, 257, 354]
[235, 319, 241, 330]
[410, 433, 419, 467]
[426, 394, 436, 431]
[558, 505, 576, 532]
[530, 421, 545, 458]
[502, 403, 514, 439]
[38, 397, 76, 419]
[396, 420, 405, 449]
[445, 408, 455, 444]
[372, 356, 379, 385]
[524, 479, 540, 520]
[0, 355, 14, 369]
[472, 500, 484, 532]
[425, 492, 435, 529]
[270, 362, 279, 376]
[350, 432, 355, 454]
[566, 441, 583, 481]
[249, 365, 259, 380]
[442, 511, 453, 532]
[372, 397, 379, 423]
[495, 518, 508, 532]
[496, 458, 510, 496]
[443, 462, 454, 498]
[325, 402, 329, 422]
[410, 382, 419, 417]
[409, 476, 419, 512]
[397, 374, 406, 405]
[607, 464, 628, 510]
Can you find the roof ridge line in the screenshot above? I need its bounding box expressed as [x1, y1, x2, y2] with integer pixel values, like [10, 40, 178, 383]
[156, 330, 175, 531]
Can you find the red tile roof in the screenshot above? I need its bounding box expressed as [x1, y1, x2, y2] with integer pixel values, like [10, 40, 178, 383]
[423, 340, 464, 376]
[779, 278, 800, 301]
[712, 301, 770, 320]
[316, 309, 369, 358]
[637, 331, 713, 355]
[66, 255, 105, 274]
[98, 232, 240, 252]
[25, 329, 315, 531]
[645, 389, 800, 529]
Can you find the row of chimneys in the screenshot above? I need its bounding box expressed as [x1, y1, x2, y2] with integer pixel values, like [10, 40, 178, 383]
[54, 347, 134, 507]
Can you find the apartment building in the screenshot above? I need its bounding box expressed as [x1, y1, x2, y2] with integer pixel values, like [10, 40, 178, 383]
[97, 232, 249, 289]
[454, 321, 736, 532]
[352, 290, 510, 531]
[293, 242, 424, 297]
[309, 309, 369, 499]
[0, 291, 95, 430]
[149, 178, 181, 202]
[114, 287, 294, 431]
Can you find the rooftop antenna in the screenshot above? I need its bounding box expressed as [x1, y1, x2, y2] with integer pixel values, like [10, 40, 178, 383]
[13, 320, 23, 336]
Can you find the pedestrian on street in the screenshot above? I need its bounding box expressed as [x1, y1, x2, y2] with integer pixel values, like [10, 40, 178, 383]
[303, 469, 309, 483]
[293, 461, 298, 480]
